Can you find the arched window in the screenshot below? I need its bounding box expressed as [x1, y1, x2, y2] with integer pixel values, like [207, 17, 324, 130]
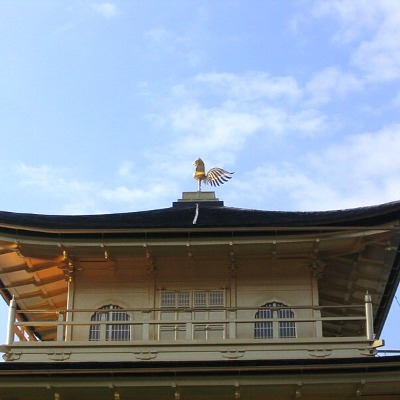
[254, 307, 273, 339]
[89, 304, 130, 341]
[255, 302, 296, 339]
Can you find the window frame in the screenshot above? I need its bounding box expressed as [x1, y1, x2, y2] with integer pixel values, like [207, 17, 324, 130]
[158, 289, 227, 341]
[89, 304, 131, 341]
[160, 289, 225, 308]
[254, 301, 296, 339]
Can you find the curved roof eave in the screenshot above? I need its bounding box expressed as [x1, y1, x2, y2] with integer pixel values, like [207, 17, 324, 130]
[0, 200, 400, 235]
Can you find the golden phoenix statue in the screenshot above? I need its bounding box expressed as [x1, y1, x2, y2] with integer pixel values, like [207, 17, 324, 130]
[193, 158, 234, 191]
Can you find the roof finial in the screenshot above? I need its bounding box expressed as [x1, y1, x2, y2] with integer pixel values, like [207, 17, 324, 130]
[192, 158, 234, 191]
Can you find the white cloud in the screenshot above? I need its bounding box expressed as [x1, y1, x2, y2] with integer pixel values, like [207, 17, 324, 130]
[305, 67, 363, 105]
[14, 161, 180, 214]
[144, 71, 329, 165]
[16, 163, 93, 194]
[145, 28, 203, 67]
[231, 123, 400, 211]
[312, 1, 400, 82]
[312, 1, 382, 43]
[321, 123, 400, 179]
[146, 28, 173, 43]
[393, 91, 400, 108]
[117, 161, 135, 179]
[15, 163, 100, 214]
[195, 72, 302, 103]
[92, 3, 118, 19]
[224, 161, 346, 212]
[309, 124, 400, 208]
[177, 103, 324, 142]
[286, 109, 328, 136]
[101, 184, 170, 203]
[170, 104, 263, 154]
[168, 102, 326, 161]
[351, 18, 400, 82]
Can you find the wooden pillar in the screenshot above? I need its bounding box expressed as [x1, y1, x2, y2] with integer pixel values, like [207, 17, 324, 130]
[311, 263, 323, 338]
[6, 296, 16, 345]
[65, 274, 75, 341]
[365, 291, 374, 341]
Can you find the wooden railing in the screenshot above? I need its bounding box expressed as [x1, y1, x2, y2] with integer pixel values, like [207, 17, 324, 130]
[5, 294, 374, 345]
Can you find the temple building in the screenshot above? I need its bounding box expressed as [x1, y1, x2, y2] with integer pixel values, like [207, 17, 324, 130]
[0, 191, 399, 399]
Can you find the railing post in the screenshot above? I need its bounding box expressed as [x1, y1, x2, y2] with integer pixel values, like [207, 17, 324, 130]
[142, 310, 150, 340]
[228, 309, 237, 339]
[57, 311, 64, 341]
[186, 311, 193, 340]
[6, 296, 16, 345]
[311, 269, 323, 338]
[365, 291, 374, 340]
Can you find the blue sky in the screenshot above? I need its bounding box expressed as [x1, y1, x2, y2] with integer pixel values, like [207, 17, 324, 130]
[0, 1, 399, 350]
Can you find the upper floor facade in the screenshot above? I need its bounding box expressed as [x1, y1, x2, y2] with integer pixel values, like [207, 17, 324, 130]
[0, 192, 399, 363]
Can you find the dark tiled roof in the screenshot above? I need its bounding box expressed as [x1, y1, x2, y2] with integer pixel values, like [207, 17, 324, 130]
[0, 200, 399, 232]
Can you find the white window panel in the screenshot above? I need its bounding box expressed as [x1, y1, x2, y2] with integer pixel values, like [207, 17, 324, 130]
[89, 304, 130, 341]
[194, 291, 207, 307]
[178, 291, 190, 307]
[255, 302, 296, 339]
[209, 290, 224, 306]
[160, 291, 176, 307]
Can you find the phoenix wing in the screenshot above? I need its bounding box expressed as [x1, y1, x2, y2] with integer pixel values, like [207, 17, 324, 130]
[205, 167, 234, 187]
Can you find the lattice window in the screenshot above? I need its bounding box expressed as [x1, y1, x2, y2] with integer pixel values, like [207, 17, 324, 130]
[160, 290, 225, 308]
[89, 304, 130, 341]
[194, 290, 225, 307]
[254, 302, 296, 339]
[178, 291, 190, 307]
[160, 291, 191, 308]
[254, 307, 273, 339]
[159, 289, 226, 341]
[278, 307, 296, 338]
[209, 290, 225, 306]
[194, 291, 207, 307]
[160, 291, 176, 307]
[89, 310, 102, 341]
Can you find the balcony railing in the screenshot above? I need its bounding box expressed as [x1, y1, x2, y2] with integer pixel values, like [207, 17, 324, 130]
[5, 294, 375, 345]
